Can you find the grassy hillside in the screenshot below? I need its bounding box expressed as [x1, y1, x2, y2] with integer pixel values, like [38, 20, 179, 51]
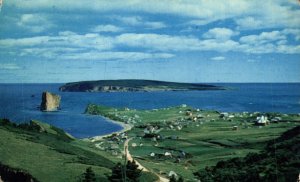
[194, 126, 300, 182]
[0, 119, 116, 182]
[86, 104, 300, 181]
[59, 79, 224, 92]
[3, 104, 297, 181]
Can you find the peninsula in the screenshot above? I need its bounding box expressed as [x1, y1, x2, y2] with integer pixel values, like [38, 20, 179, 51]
[59, 79, 224, 92]
[1, 105, 299, 181]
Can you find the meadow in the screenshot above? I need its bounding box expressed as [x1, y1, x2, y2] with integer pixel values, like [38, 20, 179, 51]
[86, 104, 300, 181]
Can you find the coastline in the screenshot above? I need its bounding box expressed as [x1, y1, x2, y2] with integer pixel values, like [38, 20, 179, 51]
[83, 116, 133, 142]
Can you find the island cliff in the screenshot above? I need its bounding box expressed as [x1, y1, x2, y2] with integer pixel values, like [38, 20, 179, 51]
[59, 79, 224, 92]
[40, 92, 61, 112]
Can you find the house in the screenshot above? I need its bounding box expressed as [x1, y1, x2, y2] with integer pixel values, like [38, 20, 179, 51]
[152, 137, 157, 142]
[220, 112, 229, 118]
[171, 135, 178, 140]
[158, 134, 166, 140]
[271, 117, 282, 122]
[197, 114, 204, 118]
[256, 115, 269, 125]
[232, 126, 238, 130]
[186, 111, 193, 116]
[175, 158, 181, 163]
[180, 151, 186, 158]
[120, 133, 127, 139]
[144, 125, 155, 134]
[168, 171, 177, 177]
[228, 115, 235, 119]
[177, 125, 182, 130]
[165, 152, 172, 157]
[110, 144, 119, 150]
[150, 152, 155, 157]
[111, 151, 118, 156]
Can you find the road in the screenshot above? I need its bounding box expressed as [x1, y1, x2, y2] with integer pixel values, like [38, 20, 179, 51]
[124, 138, 169, 182]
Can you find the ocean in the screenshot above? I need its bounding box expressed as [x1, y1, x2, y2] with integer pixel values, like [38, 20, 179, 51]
[0, 83, 299, 138]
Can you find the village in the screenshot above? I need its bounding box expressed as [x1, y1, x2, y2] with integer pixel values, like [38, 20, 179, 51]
[86, 104, 300, 180]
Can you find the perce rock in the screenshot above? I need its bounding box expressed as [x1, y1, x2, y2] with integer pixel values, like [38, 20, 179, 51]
[40, 91, 61, 112]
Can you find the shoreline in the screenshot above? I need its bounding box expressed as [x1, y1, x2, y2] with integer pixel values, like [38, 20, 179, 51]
[83, 116, 133, 142]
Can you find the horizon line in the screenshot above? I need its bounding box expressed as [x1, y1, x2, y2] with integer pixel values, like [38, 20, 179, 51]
[0, 80, 300, 84]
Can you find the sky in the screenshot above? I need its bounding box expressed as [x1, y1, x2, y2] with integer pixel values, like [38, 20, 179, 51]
[0, 0, 299, 83]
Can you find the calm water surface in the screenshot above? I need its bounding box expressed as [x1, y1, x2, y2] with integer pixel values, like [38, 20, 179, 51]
[0, 83, 299, 138]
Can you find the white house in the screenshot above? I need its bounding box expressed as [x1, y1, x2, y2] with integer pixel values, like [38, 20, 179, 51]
[164, 152, 172, 157]
[256, 115, 269, 125]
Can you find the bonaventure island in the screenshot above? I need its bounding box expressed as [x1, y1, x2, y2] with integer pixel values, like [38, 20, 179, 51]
[1, 79, 299, 182]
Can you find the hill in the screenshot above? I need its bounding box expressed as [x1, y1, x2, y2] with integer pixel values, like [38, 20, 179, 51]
[59, 79, 224, 92]
[0, 119, 116, 181]
[194, 126, 300, 182]
[85, 104, 300, 181]
[0, 119, 158, 182]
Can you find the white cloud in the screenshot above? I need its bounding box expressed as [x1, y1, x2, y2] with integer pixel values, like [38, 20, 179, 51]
[203, 28, 238, 40]
[283, 29, 300, 41]
[0, 32, 175, 61]
[236, 2, 300, 30]
[60, 51, 174, 61]
[116, 16, 142, 26]
[19, 47, 175, 61]
[211, 56, 225, 61]
[0, 36, 50, 47]
[17, 14, 53, 33]
[116, 33, 201, 51]
[7, 0, 299, 30]
[91, 25, 123, 33]
[116, 33, 241, 52]
[0, 63, 22, 70]
[143, 21, 166, 29]
[0, 32, 114, 51]
[1, 29, 299, 62]
[235, 17, 264, 30]
[115, 16, 166, 29]
[240, 31, 286, 45]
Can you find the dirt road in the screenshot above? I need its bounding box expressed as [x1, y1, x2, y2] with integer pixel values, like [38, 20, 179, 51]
[124, 138, 169, 182]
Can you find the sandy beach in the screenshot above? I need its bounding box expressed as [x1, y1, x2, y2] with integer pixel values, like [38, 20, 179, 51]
[83, 116, 133, 142]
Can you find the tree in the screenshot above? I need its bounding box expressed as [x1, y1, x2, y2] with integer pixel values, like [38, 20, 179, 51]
[83, 167, 96, 182]
[177, 176, 184, 182]
[169, 175, 177, 182]
[126, 160, 142, 182]
[108, 163, 124, 182]
[169, 175, 184, 182]
[108, 160, 142, 182]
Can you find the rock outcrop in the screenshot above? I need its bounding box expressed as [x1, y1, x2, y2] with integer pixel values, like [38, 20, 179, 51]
[40, 91, 61, 112]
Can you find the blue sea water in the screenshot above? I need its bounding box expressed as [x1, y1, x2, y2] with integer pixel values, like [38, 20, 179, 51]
[0, 83, 299, 138]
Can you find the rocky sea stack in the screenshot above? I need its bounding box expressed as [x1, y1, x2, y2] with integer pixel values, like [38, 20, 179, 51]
[40, 91, 61, 112]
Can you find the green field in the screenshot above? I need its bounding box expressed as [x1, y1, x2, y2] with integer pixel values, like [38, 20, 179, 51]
[0, 119, 157, 182]
[1, 104, 299, 182]
[0, 119, 115, 181]
[86, 104, 300, 181]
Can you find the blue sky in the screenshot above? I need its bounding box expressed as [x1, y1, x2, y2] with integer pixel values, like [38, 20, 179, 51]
[0, 0, 299, 83]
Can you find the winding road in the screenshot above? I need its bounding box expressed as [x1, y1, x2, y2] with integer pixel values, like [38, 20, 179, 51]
[124, 138, 169, 182]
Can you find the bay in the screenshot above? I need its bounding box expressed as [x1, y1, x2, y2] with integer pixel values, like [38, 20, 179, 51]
[0, 83, 299, 138]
